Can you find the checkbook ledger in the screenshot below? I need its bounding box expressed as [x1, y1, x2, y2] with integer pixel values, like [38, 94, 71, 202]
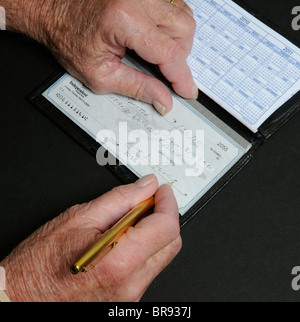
[29, 0, 300, 226]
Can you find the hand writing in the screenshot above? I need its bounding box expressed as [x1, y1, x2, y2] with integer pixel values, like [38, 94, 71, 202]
[0, 175, 182, 302]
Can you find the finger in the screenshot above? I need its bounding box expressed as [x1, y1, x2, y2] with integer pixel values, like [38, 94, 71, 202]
[87, 59, 173, 115]
[137, 235, 182, 300]
[159, 52, 198, 99]
[115, 235, 183, 302]
[147, 0, 196, 57]
[114, 10, 198, 99]
[107, 184, 180, 266]
[147, 235, 183, 274]
[85, 174, 158, 232]
[166, 0, 194, 18]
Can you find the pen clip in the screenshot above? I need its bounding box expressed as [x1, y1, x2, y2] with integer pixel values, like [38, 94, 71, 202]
[82, 241, 118, 273]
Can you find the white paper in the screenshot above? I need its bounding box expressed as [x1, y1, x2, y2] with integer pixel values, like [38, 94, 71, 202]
[187, 0, 300, 132]
[43, 59, 249, 215]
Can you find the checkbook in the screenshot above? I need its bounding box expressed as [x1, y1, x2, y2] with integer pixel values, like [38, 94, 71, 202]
[29, 0, 300, 226]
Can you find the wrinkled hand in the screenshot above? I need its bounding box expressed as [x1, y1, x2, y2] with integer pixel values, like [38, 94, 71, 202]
[4, 0, 197, 115]
[0, 175, 182, 302]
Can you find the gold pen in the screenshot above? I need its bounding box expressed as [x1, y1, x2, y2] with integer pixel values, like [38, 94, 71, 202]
[70, 196, 155, 275]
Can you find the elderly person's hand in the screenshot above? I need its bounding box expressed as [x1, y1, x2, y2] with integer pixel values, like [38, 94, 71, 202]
[0, 175, 182, 302]
[3, 0, 197, 115]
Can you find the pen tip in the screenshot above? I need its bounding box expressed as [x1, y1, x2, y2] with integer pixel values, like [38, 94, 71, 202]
[70, 265, 79, 275]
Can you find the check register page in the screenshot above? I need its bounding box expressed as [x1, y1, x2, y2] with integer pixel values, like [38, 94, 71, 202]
[187, 0, 300, 132]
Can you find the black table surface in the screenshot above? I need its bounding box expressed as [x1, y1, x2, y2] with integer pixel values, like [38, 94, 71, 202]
[0, 0, 299, 301]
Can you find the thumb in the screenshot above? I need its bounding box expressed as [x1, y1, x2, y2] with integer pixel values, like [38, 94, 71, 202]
[85, 174, 158, 232]
[88, 60, 173, 116]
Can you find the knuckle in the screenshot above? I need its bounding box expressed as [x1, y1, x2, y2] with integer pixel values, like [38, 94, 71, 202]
[173, 235, 183, 253]
[102, 0, 128, 25]
[65, 202, 92, 218]
[179, 15, 196, 37]
[83, 67, 107, 93]
[66, 204, 83, 216]
[189, 16, 197, 33]
[171, 221, 181, 240]
[111, 184, 131, 200]
[101, 0, 120, 16]
[82, 60, 117, 94]
[162, 40, 182, 62]
[131, 81, 148, 101]
[163, 215, 181, 241]
[108, 184, 134, 208]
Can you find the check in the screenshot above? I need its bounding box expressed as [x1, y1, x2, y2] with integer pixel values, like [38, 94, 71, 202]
[43, 58, 250, 215]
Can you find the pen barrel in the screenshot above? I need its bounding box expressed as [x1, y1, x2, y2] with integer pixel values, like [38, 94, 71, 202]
[71, 197, 155, 274]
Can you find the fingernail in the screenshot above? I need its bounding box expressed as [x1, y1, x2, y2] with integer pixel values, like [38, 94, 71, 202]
[192, 83, 199, 99]
[153, 101, 166, 116]
[136, 174, 156, 187]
